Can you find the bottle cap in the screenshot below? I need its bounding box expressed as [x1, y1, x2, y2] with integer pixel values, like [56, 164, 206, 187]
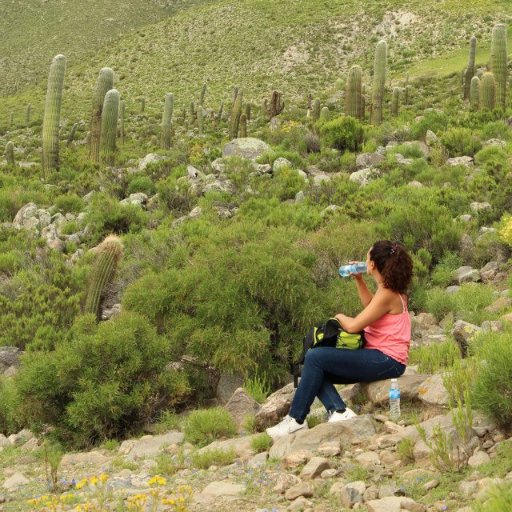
[391, 378, 397, 382]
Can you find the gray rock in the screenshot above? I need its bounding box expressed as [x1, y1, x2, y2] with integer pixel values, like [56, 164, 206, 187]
[454, 266, 480, 284]
[3, 472, 29, 491]
[468, 451, 491, 467]
[0, 347, 21, 373]
[417, 373, 449, 406]
[225, 387, 260, 428]
[356, 451, 381, 467]
[350, 168, 381, 186]
[120, 193, 148, 207]
[201, 480, 245, 498]
[247, 451, 268, 468]
[210, 158, 226, 174]
[480, 261, 499, 283]
[362, 374, 429, 405]
[470, 201, 491, 213]
[320, 205, 340, 217]
[119, 432, 184, 460]
[222, 137, 271, 161]
[300, 456, 330, 479]
[9, 429, 34, 446]
[295, 191, 305, 203]
[366, 496, 418, 512]
[255, 382, 295, 429]
[425, 130, 438, 145]
[481, 320, 503, 333]
[446, 156, 473, 167]
[446, 285, 461, 294]
[452, 320, 481, 357]
[273, 157, 293, 172]
[138, 153, 166, 171]
[285, 481, 314, 500]
[394, 154, 414, 166]
[356, 152, 384, 169]
[338, 481, 366, 508]
[187, 165, 201, 178]
[408, 180, 423, 188]
[458, 214, 472, 222]
[0, 435, 10, 448]
[216, 373, 245, 405]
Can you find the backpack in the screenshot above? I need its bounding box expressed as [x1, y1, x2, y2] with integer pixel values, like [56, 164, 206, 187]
[291, 318, 365, 388]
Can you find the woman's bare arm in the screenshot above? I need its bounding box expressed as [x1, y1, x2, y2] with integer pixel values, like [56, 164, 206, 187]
[353, 275, 373, 307]
[335, 288, 393, 333]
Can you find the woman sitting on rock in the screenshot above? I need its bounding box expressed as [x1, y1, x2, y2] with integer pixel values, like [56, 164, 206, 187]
[266, 240, 413, 438]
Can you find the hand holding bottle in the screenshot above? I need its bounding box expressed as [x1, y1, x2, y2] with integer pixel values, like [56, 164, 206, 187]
[338, 261, 367, 278]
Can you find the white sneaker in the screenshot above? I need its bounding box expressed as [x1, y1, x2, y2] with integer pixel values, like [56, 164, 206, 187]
[266, 415, 308, 438]
[328, 407, 357, 423]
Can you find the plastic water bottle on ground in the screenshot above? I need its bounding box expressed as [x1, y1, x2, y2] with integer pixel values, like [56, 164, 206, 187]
[338, 261, 367, 277]
[389, 378, 401, 421]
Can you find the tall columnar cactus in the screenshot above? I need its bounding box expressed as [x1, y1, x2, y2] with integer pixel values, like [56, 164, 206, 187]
[217, 101, 224, 123]
[229, 89, 243, 139]
[200, 83, 207, 106]
[42, 54, 66, 177]
[239, 113, 247, 138]
[89, 67, 114, 163]
[480, 72, 496, 111]
[264, 90, 285, 119]
[84, 235, 124, 321]
[198, 106, 204, 134]
[119, 100, 125, 145]
[161, 93, 174, 149]
[345, 65, 363, 119]
[5, 141, 15, 167]
[9, 113, 14, 128]
[245, 103, 251, 121]
[26, 104, 32, 125]
[140, 97, 146, 114]
[403, 75, 409, 105]
[491, 24, 508, 109]
[371, 40, 387, 125]
[463, 36, 477, 100]
[319, 106, 330, 122]
[391, 87, 400, 116]
[361, 84, 366, 120]
[312, 98, 321, 120]
[100, 89, 120, 165]
[470, 76, 480, 111]
[190, 101, 196, 124]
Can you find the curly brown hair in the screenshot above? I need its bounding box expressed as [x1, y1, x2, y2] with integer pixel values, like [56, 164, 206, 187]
[369, 240, 413, 293]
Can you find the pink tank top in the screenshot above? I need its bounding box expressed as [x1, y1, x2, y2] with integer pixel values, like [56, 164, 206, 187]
[364, 294, 411, 364]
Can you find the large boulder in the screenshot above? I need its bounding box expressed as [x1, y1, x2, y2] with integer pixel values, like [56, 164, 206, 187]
[452, 320, 481, 357]
[350, 168, 381, 186]
[0, 347, 21, 373]
[362, 374, 430, 405]
[254, 383, 295, 429]
[224, 388, 261, 428]
[222, 137, 271, 161]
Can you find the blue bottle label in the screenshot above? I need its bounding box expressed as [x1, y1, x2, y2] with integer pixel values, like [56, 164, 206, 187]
[389, 389, 400, 400]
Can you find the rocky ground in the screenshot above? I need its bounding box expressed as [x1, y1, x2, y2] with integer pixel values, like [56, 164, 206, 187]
[1, 368, 510, 512]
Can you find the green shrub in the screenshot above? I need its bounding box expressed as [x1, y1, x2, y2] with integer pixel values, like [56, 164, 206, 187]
[190, 447, 236, 469]
[250, 433, 272, 453]
[85, 193, 146, 244]
[472, 331, 512, 429]
[54, 194, 84, 214]
[452, 283, 496, 326]
[425, 287, 455, 322]
[388, 142, 424, 159]
[473, 483, 512, 511]
[320, 116, 364, 152]
[441, 128, 482, 157]
[14, 312, 190, 447]
[127, 175, 156, 196]
[183, 407, 237, 447]
[244, 374, 271, 404]
[0, 377, 21, 434]
[339, 151, 357, 171]
[410, 111, 448, 139]
[409, 340, 460, 374]
[272, 167, 305, 201]
[480, 121, 511, 141]
[431, 252, 463, 287]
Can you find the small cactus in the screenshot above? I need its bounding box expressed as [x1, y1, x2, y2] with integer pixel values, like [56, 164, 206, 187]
[403, 75, 410, 106]
[42, 54, 66, 177]
[67, 123, 78, 146]
[139, 97, 146, 114]
[100, 89, 120, 165]
[470, 76, 480, 111]
[480, 72, 496, 111]
[319, 106, 330, 122]
[89, 67, 114, 164]
[391, 87, 400, 116]
[198, 106, 204, 134]
[463, 36, 477, 100]
[345, 65, 363, 119]
[26, 104, 32, 125]
[229, 89, 243, 138]
[245, 103, 251, 121]
[239, 113, 247, 137]
[9, 112, 14, 128]
[84, 235, 124, 321]
[491, 24, 507, 109]
[5, 141, 15, 167]
[217, 101, 224, 123]
[371, 40, 387, 125]
[161, 93, 174, 149]
[190, 101, 196, 124]
[263, 90, 284, 119]
[312, 98, 321, 120]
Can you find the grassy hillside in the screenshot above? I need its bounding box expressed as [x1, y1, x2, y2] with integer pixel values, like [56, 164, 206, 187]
[0, 0, 214, 96]
[1, 0, 512, 127]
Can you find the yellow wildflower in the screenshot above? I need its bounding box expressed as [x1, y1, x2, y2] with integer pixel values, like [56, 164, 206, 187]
[89, 475, 99, 486]
[148, 475, 167, 487]
[99, 473, 109, 483]
[76, 478, 88, 490]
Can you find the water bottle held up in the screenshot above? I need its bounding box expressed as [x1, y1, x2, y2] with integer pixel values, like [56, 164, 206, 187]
[338, 261, 367, 277]
[389, 378, 401, 421]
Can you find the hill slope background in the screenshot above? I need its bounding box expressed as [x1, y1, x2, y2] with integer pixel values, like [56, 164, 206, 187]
[1, 0, 512, 125]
